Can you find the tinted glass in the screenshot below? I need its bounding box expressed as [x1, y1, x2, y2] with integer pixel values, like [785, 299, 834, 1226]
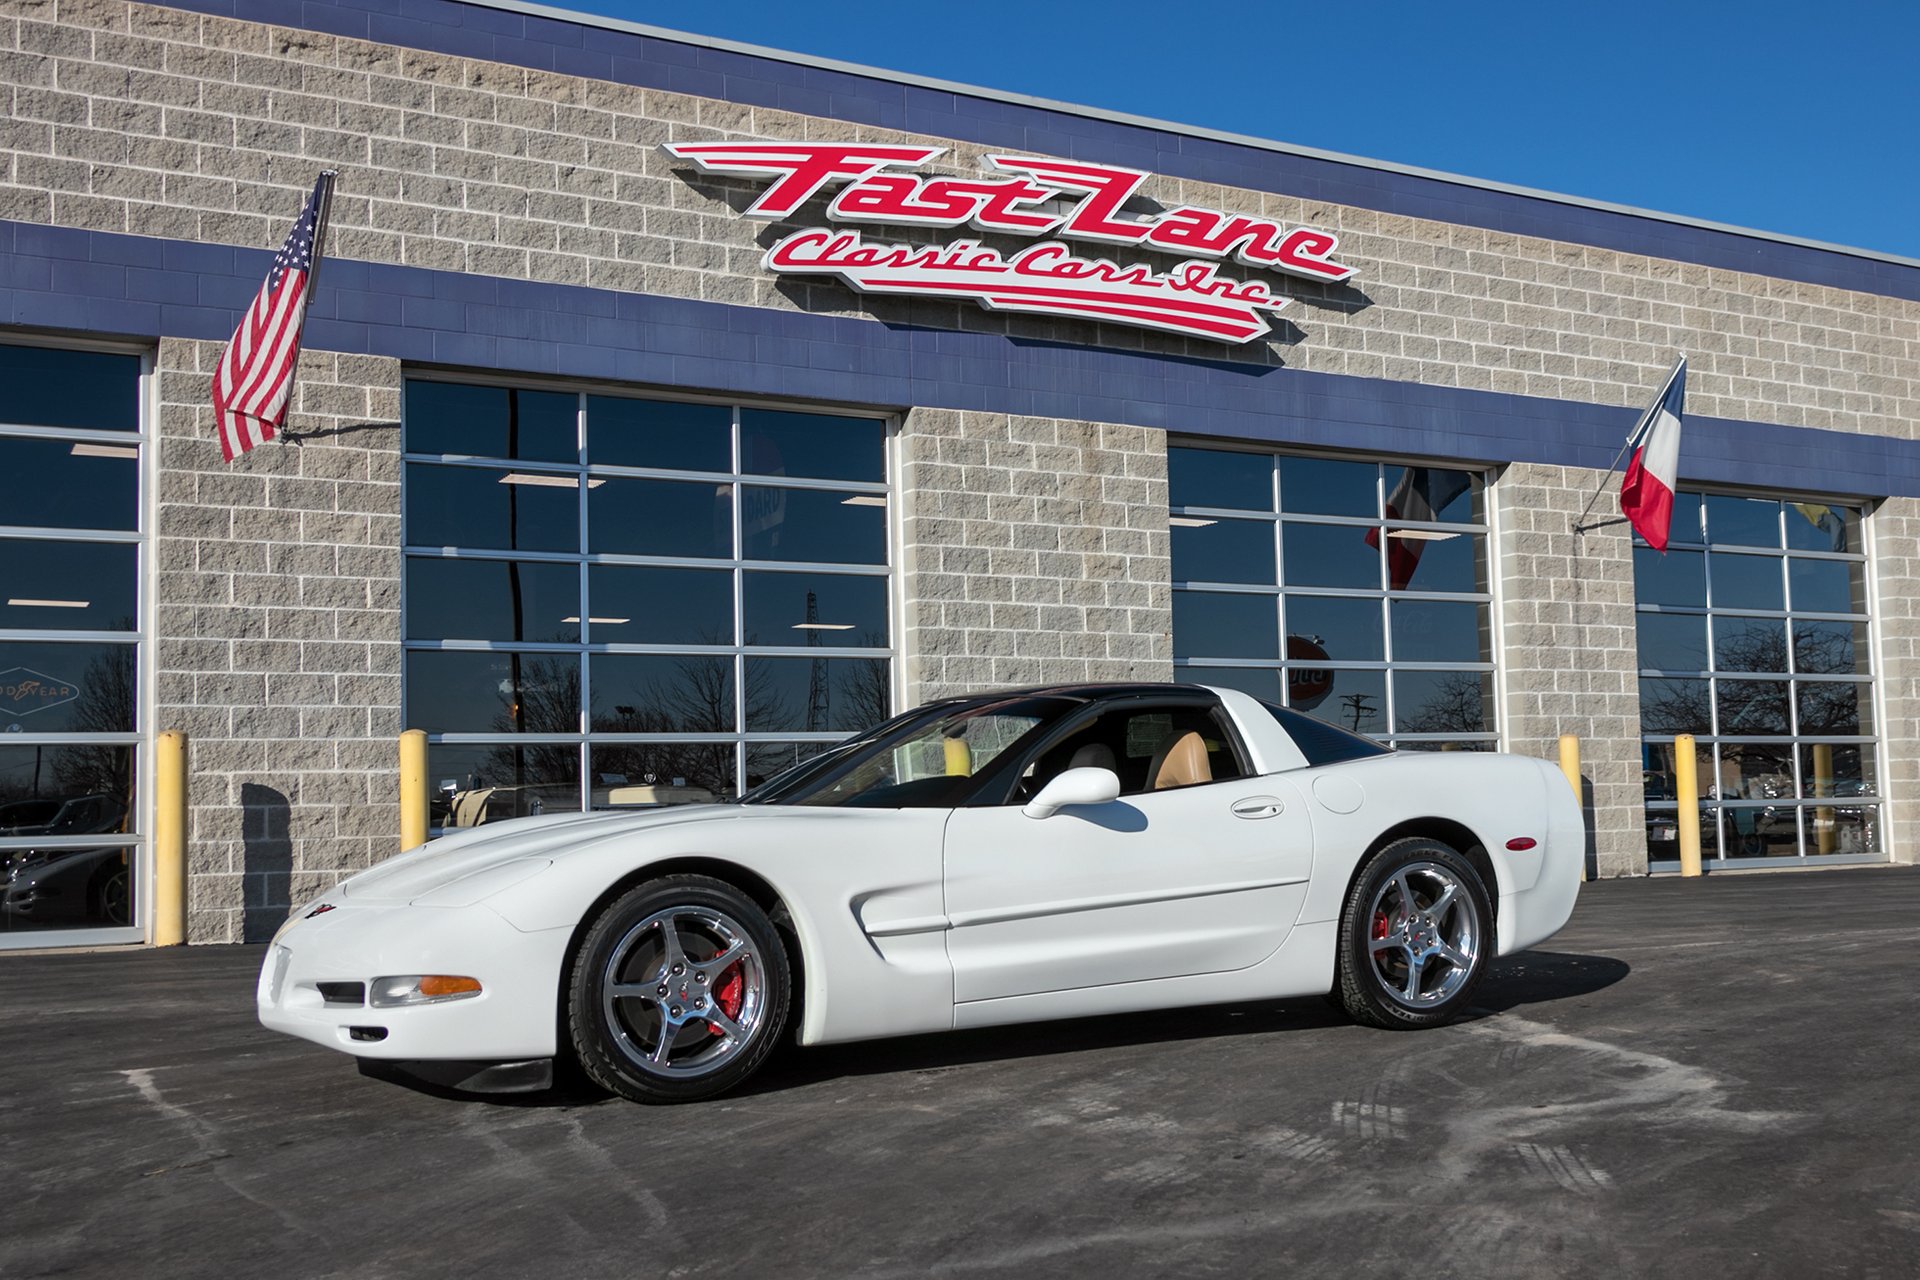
[0, 642, 136, 732]
[1793, 620, 1868, 676]
[1282, 521, 1380, 590]
[1813, 808, 1878, 856]
[1639, 677, 1710, 735]
[591, 744, 734, 801]
[1709, 551, 1783, 611]
[591, 654, 734, 733]
[586, 395, 731, 472]
[0, 439, 138, 531]
[740, 487, 886, 564]
[1800, 742, 1876, 798]
[1169, 447, 1271, 511]
[1280, 457, 1375, 517]
[1305, 668, 1386, 734]
[404, 382, 576, 462]
[1637, 612, 1708, 672]
[1190, 667, 1284, 704]
[1259, 702, 1390, 763]
[405, 463, 578, 552]
[745, 657, 892, 733]
[739, 409, 885, 483]
[1390, 599, 1483, 665]
[1635, 548, 1705, 607]
[428, 743, 581, 827]
[1170, 517, 1274, 585]
[0, 345, 139, 431]
[1286, 594, 1382, 663]
[1704, 495, 1780, 548]
[1713, 616, 1786, 673]
[743, 741, 832, 792]
[1715, 679, 1791, 735]
[743, 571, 888, 646]
[404, 558, 579, 643]
[1784, 502, 1856, 554]
[1172, 591, 1277, 660]
[590, 565, 734, 645]
[0, 743, 137, 933]
[1382, 467, 1477, 523]
[1394, 669, 1492, 735]
[1717, 743, 1793, 800]
[1384, 528, 1479, 593]
[406, 650, 579, 735]
[1787, 557, 1861, 616]
[589, 476, 733, 559]
[0, 540, 138, 631]
[1716, 804, 1798, 859]
[1798, 681, 1872, 737]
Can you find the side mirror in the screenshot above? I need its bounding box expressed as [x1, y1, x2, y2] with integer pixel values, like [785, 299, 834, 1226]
[1022, 766, 1122, 819]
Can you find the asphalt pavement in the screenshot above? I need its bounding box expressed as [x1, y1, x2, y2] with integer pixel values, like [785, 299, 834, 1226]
[5, 867, 1919, 1278]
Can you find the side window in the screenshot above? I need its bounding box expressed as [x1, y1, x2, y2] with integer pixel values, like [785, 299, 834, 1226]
[1019, 703, 1246, 800]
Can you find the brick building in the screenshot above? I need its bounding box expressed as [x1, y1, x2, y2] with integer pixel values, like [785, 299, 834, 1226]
[1, 0, 1915, 948]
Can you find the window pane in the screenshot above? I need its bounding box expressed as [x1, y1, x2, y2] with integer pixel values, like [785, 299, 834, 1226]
[590, 654, 735, 733]
[1301, 669, 1386, 734]
[0, 540, 138, 631]
[1172, 591, 1277, 660]
[0, 643, 135, 732]
[1382, 528, 1479, 593]
[404, 382, 576, 462]
[1393, 670, 1492, 735]
[1169, 447, 1271, 511]
[589, 476, 733, 559]
[1704, 495, 1781, 548]
[1393, 740, 1492, 753]
[406, 651, 579, 734]
[1715, 804, 1798, 859]
[1635, 548, 1704, 608]
[743, 571, 888, 647]
[0, 438, 138, 531]
[1282, 521, 1380, 590]
[1279, 457, 1376, 517]
[1713, 616, 1787, 673]
[1640, 677, 1710, 736]
[406, 463, 579, 553]
[1181, 666, 1284, 704]
[741, 487, 886, 564]
[1714, 679, 1790, 735]
[1792, 620, 1868, 676]
[744, 741, 832, 792]
[0, 744, 137, 933]
[1663, 491, 1704, 545]
[744, 657, 891, 733]
[590, 565, 734, 645]
[428, 743, 580, 827]
[1797, 681, 1872, 738]
[1382, 467, 1477, 524]
[1810, 806, 1879, 856]
[591, 744, 733, 804]
[1390, 599, 1484, 665]
[1787, 557, 1862, 616]
[1784, 502, 1857, 554]
[739, 409, 884, 483]
[405, 558, 579, 643]
[1637, 613, 1707, 672]
[0, 344, 140, 431]
[587, 395, 731, 472]
[1709, 551, 1783, 611]
[1170, 517, 1274, 585]
[1800, 742, 1877, 799]
[1287, 595, 1382, 663]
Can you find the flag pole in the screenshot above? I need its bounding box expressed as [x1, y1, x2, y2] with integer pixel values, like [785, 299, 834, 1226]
[1570, 354, 1684, 534]
[280, 170, 337, 447]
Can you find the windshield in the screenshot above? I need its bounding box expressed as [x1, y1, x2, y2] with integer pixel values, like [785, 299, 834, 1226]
[739, 696, 1071, 807]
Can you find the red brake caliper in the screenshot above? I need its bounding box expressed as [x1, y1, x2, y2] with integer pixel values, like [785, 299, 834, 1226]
[1372, 910, 1391, 942]
[709, 962, 745, 1037]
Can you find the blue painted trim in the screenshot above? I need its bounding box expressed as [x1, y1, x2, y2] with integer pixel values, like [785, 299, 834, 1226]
[4, 219, 1916, 500]
[140, 0, 1920, 306]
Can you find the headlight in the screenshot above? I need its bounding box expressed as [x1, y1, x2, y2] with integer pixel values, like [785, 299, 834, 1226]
[369, 975, 484, 1008]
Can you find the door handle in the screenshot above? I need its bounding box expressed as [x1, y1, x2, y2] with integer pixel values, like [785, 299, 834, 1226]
[1231, 796, 1285, 819]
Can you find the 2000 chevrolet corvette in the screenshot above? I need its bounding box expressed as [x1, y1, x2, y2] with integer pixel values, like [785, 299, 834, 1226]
[259, 684, 1582, 1103]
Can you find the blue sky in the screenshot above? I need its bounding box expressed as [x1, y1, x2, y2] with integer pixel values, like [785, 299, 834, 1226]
[548, 0, 1920, 260]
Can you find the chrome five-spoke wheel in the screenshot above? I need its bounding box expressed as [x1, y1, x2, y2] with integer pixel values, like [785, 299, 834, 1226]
[1337, 837, 1492, 1029]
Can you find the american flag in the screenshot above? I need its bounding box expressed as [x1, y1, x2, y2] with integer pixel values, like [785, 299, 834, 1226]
[211, 172, 334, 462]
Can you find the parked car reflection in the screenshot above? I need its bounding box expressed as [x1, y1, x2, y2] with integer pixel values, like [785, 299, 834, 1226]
[1, 792, 132, 928]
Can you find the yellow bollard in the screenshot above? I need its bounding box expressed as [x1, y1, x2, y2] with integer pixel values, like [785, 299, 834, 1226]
[1557, 734, 1585, 881]
[153, 731, 188, 946]
[400, 729, 429, 853]
[1674, 733, 1703, 877]
[1812, 743, 1835, 855]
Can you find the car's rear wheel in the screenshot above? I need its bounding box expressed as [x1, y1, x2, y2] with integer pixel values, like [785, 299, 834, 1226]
[1336, 837, 1490, 1030]
[568, 875, 790, 1104]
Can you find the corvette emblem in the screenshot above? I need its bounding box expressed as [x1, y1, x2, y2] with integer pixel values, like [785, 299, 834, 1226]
[305, 903, 336, 918]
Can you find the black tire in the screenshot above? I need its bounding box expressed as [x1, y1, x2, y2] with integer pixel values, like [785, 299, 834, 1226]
[568, 875, 791, 1104]
[1335, 837, 1491, 1030]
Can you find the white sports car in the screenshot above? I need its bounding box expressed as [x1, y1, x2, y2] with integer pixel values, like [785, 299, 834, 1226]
[258, 683, 1583, 1103]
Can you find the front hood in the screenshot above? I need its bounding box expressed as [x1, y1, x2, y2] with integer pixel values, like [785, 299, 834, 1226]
[337, 805, 745, 904]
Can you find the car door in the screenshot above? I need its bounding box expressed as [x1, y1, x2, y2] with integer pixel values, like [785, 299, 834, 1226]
[940, 697, 1315, 1004]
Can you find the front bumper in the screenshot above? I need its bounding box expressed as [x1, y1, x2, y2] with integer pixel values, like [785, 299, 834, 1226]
[257, 900, 572, 1062]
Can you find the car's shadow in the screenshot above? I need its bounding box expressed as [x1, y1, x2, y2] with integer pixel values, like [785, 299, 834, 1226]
[380, 950, 1629, 1107]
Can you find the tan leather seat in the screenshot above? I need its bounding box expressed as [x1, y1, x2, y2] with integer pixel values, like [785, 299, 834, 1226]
[1147, 731, 1212, 789]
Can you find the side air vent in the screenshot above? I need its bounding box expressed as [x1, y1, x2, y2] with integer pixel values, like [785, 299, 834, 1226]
[317, 982, 367, 1006]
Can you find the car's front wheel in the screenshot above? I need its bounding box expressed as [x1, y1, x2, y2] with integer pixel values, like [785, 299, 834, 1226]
[1335, 838, 1490, 1029]
[568, 875, 790, 1103]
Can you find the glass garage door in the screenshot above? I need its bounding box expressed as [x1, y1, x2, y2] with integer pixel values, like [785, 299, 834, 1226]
[0, 340, 148, 947]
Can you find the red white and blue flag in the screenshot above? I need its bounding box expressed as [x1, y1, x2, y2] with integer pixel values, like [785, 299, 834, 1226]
[1368, 467, 1473, 589]
[1619, 358, 1687, 550]
[211, 172, 334, 462]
